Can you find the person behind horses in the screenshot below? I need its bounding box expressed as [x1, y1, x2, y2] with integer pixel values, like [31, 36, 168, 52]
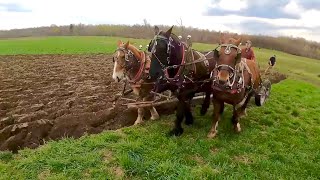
[269, 55, 276, 67]
[186, 35, 192, 48]
[264, 54, 276, 73]
[241, 40, 256, 62]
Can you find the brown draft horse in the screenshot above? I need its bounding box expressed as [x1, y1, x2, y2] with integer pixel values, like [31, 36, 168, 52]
[112, 41, 159, 125]
[208, 34, 262, 138]
[148, 26, 214, 136]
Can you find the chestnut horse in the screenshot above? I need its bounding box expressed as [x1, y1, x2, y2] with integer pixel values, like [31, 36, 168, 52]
[208, 35, 262, 138]
[112, 41, 159, 125]
[148, 26, 214, 136]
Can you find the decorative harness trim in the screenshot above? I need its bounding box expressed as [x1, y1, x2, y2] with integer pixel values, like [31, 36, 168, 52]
[165, 44, 185, 79]
[116, 47, 151, 87]
[211, 44, 254, 94]
[128, 52, 146, 83]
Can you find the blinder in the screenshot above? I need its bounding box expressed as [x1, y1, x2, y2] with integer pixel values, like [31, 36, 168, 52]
[214, 44, 242, 64]
[212, 43, 242, 88]
[114, 47, 137, 71]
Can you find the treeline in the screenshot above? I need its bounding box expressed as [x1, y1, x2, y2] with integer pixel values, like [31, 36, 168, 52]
[1, 24, 320, 60]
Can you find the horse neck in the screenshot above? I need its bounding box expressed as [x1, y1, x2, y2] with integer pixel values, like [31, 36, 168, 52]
[126, 57, 141, 79]
[122, 45, 144, 79]
[127, 45, 142, 61]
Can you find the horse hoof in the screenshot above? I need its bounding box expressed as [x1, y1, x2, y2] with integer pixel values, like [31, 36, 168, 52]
[200, 109, 207, 116]
[151, 115, 160, 120]
[168, 128, 184, 136]
[207, 131, 217, 139]
[185, 119, 194, 126]
[234, 123, 241, 133]
[134, 120, 143, 125]
[238, 109, 247, 118]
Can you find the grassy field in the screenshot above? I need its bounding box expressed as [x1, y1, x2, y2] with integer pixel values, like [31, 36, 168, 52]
[0, 36, 319, 86]
[0, 36, 320, 179]
[0, 79, 319, 179]
[0, 36, 214, 55]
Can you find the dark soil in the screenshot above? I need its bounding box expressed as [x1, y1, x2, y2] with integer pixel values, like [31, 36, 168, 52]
[0, 54, 287, 152]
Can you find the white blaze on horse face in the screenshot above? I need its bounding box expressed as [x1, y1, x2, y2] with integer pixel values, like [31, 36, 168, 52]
[112, 51, 125, 82]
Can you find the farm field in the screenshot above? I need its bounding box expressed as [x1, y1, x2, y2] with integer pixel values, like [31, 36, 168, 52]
[0, 36, 320, 179]
[1, 36, 319, 86]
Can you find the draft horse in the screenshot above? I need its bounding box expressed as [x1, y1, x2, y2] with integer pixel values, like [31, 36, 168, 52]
[112, 41, 159, 125]
[148, 26, 214, 136]
[208, 35, 262, 138]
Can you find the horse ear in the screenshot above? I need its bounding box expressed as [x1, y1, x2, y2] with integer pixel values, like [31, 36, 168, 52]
[117, 40, 123, 47]
[220, 33, 226, 44]
[154, 26, 160, 35]
[124, 41, 130, 49]
[165, 26, 174, 38]
[235, 37, 242, 46]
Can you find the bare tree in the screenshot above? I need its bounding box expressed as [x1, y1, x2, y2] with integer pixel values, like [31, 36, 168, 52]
[176, 17, 185, 39]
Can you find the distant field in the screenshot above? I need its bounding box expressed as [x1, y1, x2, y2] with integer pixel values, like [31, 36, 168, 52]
[0, 36, 214, 55]
[0, 36, 319, 86]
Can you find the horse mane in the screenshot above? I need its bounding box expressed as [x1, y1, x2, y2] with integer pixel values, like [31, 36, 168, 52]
[170, 33, 180, 42]
[127, 44, 142, 60]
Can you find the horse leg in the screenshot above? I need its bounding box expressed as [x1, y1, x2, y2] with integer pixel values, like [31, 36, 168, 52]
[168, 98, 185, 136]
[207, 99, 224, 138]
[185, 94, 195, 125]
[200, 91, 211, 116]
[149, 107, 159, 120]
[232, 106, 241, 133]
[134, 107, 144, 125]
[168, 90, 172, 100]
[236, 91, 254, 118]
[143, 96, 159, 120]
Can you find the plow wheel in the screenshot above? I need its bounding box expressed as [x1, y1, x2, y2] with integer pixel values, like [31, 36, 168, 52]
[255, 79, 272, 106]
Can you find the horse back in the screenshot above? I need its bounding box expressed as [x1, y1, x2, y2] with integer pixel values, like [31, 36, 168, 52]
[244, 59, 261, 89]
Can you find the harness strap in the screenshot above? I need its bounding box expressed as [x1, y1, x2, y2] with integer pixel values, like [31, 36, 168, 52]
[239, 58, 254, 88]
[165, 44, 185, 79]
[128, 52, 146, 85]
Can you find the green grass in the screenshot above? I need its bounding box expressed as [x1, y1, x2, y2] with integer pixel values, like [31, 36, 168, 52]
[0, 79, 319, 179]
[0, 36, 214, 55]
[0, 36, 319, 86]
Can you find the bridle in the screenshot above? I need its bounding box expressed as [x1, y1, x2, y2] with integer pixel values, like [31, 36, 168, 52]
[149, 34, 187, 80]
[212, 43, 242, 89]
[149, 34, 180, 68]
[113, 47, 145, 83]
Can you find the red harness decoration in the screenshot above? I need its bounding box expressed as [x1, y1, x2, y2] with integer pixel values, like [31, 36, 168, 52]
[128, 52, 152, 88]
[129, 52, 145, 83]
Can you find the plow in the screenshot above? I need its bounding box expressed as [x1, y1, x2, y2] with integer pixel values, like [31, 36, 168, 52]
[112, 89, 209, 109]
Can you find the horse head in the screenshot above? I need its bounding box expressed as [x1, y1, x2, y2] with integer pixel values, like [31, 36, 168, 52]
[148, 25, 183, 80]
[112, 40, 142, 82]
[214, 34, 242, 86]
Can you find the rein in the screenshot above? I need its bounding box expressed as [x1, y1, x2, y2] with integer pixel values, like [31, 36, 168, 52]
[165, 44, 185, 79]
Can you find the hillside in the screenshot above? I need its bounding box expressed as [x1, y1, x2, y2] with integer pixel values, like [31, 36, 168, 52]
[1, 24, 320, 60]
[0, 36, 319, 86]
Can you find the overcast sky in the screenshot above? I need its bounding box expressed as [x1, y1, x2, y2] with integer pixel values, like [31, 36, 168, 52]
[1, 0, 320, 42]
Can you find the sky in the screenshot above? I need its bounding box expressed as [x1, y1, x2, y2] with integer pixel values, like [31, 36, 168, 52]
[1, 0, 320, 42]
